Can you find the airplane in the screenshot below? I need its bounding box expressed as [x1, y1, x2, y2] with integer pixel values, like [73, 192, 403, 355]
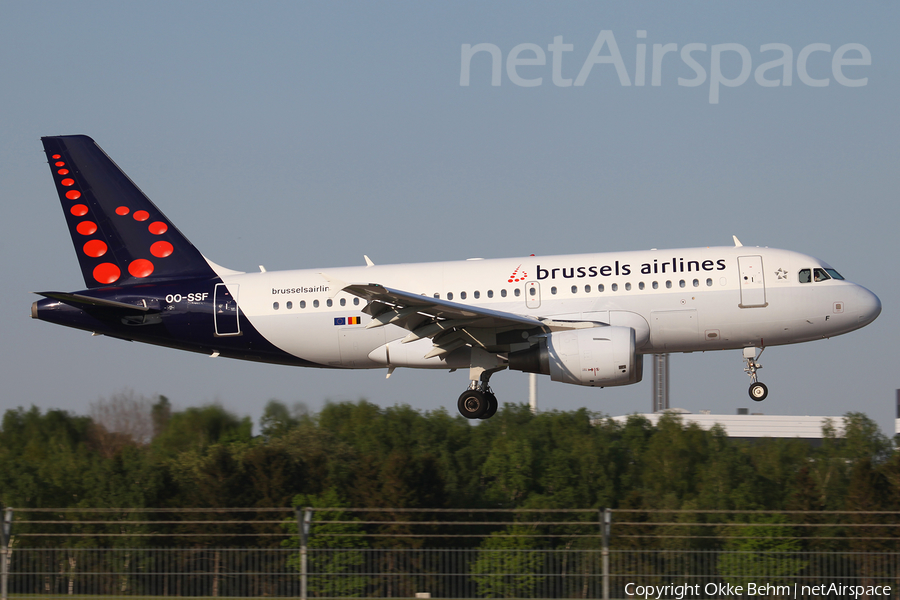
[32, 135, 882, 420]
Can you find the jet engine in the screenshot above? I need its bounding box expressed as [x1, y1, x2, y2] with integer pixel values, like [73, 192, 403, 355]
[509, 326, 642, 387]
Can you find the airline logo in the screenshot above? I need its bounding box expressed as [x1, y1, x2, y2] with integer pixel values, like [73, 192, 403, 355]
[507, 265, 528, 283]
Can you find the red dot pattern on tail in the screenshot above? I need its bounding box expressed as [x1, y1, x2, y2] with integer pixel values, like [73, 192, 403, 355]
[83, 239, 108, 258]
[52, 152, 176, 285]
[93, 263, 120, 284]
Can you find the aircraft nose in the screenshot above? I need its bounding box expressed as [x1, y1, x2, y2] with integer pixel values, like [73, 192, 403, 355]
[855, 285, 881, 327]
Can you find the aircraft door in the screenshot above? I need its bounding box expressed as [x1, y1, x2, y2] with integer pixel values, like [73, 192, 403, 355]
[525, 281, 541, 309]
[214, 284, 241, 336]
[738, 255, 767, 308]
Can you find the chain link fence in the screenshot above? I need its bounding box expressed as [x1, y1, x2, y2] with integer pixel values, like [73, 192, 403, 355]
[2, 508, 899, 598]
[6, 547, 900, 598]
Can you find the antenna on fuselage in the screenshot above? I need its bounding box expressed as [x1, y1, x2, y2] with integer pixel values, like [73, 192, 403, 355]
[733, 235, 743, 247]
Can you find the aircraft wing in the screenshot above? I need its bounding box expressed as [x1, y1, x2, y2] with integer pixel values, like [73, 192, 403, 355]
[341, 282, 597, 359]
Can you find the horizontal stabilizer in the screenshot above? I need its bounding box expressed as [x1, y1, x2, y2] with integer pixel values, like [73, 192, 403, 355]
[36, 291, 152, 312]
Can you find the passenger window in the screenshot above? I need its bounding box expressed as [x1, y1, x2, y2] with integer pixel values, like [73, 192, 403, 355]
[814, 268, 831, 282]
[693, 279, 699, 287]
[625, 282, 631, 291]
[474, 291, 480, 299]
[501, 289, 508, 298]
[487, 290, 494, 298]
[340, 298, 346, 306]
[313, 300, 319, 308]
[585, 285, 591, 293]
[287, 301, 293, 309]
[531, 287, 539, 296]
[447, 292, 454, 300]
[551, 286, 557, 295]
[639, 282, 645, 290]
[326, 299, 333, 307]
[353, 298, 359, 306]
[434, 293, 440, 298]
[706, 278, 713, 287]
[460, 291, 467, 300]
[612, 283, 618, 292]
[652, 281, 658, 289]
[514, 288, 521, 297]
[679, 280, 686, 288]
[571, 285, 577, 294]
[273, 302, 279, 310]
[598, 284, 605, 292]
[300, 300, 306, 309]
[666, 281, 672, 289]
[799, 269, 811, 283]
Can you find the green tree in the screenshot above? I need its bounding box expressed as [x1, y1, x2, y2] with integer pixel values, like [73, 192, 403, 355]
[717, 514, 807, 589]
[471, 526, 542, 598]
[259, 399, 308, 438]
[841, 412, 892, 465]
[151, 403, 252, 458]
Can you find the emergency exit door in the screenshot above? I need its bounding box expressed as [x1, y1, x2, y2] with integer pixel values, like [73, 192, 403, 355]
[525, 281, 541, 309]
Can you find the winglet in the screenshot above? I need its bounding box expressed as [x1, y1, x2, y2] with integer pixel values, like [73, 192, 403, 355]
[733, 235, 743, 247]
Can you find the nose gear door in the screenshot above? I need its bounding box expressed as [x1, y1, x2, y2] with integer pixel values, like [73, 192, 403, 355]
[738, 255, 767, 308]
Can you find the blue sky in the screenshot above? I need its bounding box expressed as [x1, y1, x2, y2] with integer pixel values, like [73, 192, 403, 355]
[3, 2, 898, 434]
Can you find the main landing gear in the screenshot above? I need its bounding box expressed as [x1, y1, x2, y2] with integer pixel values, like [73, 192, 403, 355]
[458, 387, 498, 420]
[743, 347, 768, 402]
[457, 348, 504, 420]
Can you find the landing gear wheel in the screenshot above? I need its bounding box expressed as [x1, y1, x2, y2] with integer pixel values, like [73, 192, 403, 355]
[458, 390, 488, 419]
[479, 392, 499, 420]
[749, 382, 768, 402]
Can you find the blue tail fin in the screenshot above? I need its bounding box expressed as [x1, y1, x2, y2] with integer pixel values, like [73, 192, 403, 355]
[41, 135, 217, 288]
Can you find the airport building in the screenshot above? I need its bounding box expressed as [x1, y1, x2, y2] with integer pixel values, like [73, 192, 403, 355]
[609, 408, 844, 444]
[618, 355, 899, 443]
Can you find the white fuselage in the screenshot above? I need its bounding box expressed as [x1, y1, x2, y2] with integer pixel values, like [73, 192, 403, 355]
[212, 245, 881, 370]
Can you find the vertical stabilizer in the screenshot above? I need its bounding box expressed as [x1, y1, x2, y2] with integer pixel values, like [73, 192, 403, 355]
[41, 135, 216, 288]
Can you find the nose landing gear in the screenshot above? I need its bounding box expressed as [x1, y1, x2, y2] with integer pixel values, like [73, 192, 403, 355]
[743, 347, 768, 401]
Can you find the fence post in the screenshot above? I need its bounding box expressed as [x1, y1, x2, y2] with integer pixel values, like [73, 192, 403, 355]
[602, 508, 611, 600]
[297, 507, 313, 600]
[1, 507, 12, 600]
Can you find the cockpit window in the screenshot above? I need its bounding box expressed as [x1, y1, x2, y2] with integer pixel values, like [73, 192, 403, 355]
[801, 267, 844, 283]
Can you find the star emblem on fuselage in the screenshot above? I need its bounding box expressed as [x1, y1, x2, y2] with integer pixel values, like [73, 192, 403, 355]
[775, 268, 787, 280]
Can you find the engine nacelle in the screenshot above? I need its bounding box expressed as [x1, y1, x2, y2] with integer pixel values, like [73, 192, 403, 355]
[509, 326, 642, 387]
